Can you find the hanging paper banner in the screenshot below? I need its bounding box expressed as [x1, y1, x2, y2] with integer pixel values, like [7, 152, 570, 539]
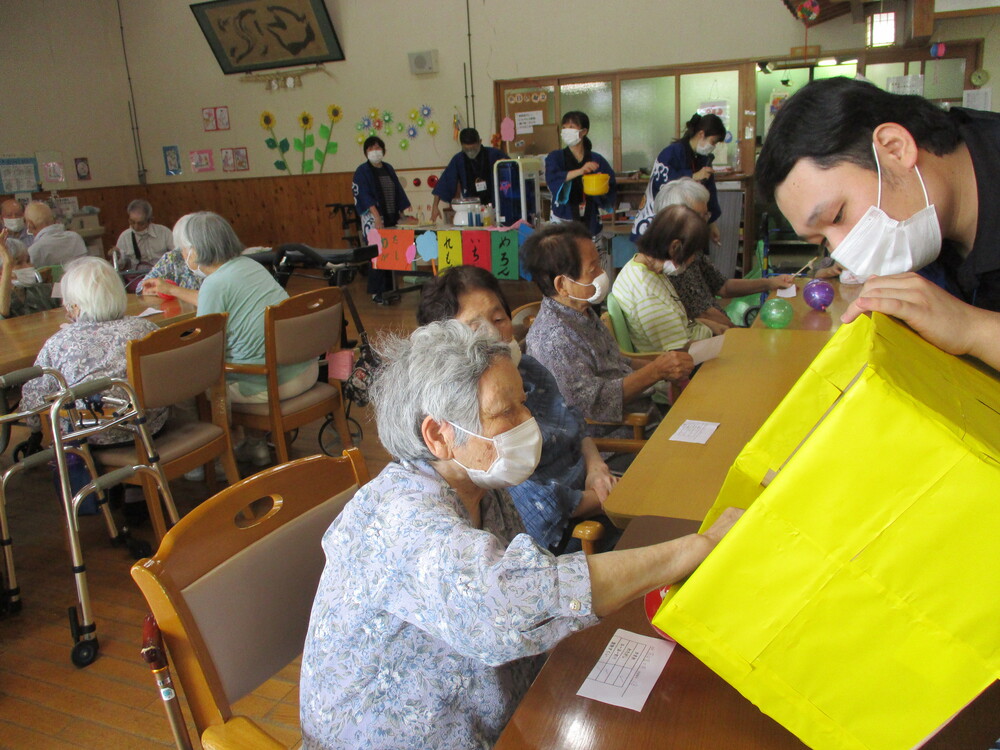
[462, 230, 492, 271]
[438, 230, 463, 270]
[491, 230, 519, 280]
[415, 230, 438, 261]
[375, 229, 414, 271]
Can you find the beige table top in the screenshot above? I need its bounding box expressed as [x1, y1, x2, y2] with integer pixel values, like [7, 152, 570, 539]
[604, 327, 835, 524]
[1, 295, 196, 375]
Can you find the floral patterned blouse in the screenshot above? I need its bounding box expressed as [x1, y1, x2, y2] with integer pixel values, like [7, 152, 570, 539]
[300, 460, 598, 750]
[20, 316, 169, 444]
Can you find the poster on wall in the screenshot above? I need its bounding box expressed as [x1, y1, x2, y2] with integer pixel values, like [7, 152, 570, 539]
[163, 146, 182, 175]
[215, 106, 230, 130]
[36, 151, 66, 185]
[190, 149, 215, 172]
[0, 157, 40, 193]
[221, 148, 235, 172]
[74, 158, 91, 181]
[233, 147, 249, 171]
[765, 90, 790, 137]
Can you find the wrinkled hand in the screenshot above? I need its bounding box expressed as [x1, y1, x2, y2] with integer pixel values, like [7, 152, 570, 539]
[584, 462, 617, 506]
[769, 274, 795, 290]
[653, 350, 695, 381]
[709, 222, 721, 246]
[693, 166, 714, 181]
[140, 278, 168, 296]
[701, 507, 744, 547]
[698, 317, 730, 336]
[581, 161, 600, 175]
[841, 273, 983, 358]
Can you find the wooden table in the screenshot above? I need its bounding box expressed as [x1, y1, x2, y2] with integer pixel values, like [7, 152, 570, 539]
[604, 327, 834, 524]
[496, 517, 1000, 750]
[0, 296, 196, 375]
[751, 277, 862, 331]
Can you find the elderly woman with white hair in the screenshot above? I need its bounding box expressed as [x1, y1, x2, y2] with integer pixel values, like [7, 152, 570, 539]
[136, 214, 202, 304]
[177, 211, 317, 464]
[19, 256, 168, 444]
[0, 229, 55, 319]
[300, 320, 741, 750]
[656, 178, 794, 333]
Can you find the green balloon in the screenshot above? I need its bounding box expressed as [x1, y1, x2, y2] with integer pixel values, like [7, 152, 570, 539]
[760, 298, 795, 329]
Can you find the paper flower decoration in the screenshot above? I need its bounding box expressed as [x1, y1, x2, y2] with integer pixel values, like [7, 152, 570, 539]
[419, 104, 432, 118]
[361, 116, 373, 129]
[356, 122, 364, 131]
[796, 0, 819, 21]
[408, 109, 419, 121]
[369, 129, 377, 137]
[397, 123, 405, 133]
[260, 111, 276, 129]
[368, 107, 380, 120]
[382, 111, 393, 124]
[427, 122, 439, 135]
[374, 118, 384, 130]
[417, 118, 425, 127]
[298, 112, 314, 130]
[356, 134, 365, 145]
[406, 125, 418, 138]
[328, 104, 343, 123]
[399, 139, 409, 150]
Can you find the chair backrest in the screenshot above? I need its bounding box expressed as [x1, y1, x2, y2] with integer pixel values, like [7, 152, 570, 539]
[511, 300, 541, 338]
[128, 313, 228, 410]
[605, 292, 636, 354]
[266, 287, 343, 368]
[131, 450, 369, 734]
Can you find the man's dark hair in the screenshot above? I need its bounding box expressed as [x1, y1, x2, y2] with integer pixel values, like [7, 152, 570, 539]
[417, 265, 511, 326]
[459, 128, 481, 145]
[522, 221, 591, 297]
[362, 136, 386, 153]
[756, 77, 962, 202]
[637, 204, 708, 263]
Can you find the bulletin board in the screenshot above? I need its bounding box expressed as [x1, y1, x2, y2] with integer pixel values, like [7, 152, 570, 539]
[504, 90, 558, 156]
[0, 157, 40, 194]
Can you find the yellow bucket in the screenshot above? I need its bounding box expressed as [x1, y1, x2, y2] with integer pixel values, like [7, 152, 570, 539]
[582, 173, 610, 196]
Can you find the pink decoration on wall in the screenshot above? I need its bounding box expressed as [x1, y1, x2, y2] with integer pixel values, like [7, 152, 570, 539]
[500, 117, 515, 142]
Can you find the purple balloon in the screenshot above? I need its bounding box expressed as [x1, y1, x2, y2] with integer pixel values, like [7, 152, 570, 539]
[803, 279, 835, 311]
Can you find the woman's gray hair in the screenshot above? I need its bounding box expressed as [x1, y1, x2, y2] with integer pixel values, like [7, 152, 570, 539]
[172, 213, 193, 251]
[370, 320, 511, 462]
[653, 177, 711, 214]
[183, 211, 243, 266]
[127, 199, 153, 221]
[5, 238, 29, 264]
[62, 257, 126, 322]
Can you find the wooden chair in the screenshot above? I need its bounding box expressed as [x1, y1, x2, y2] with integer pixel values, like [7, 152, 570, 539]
[94, 313, 240, 541]
[131, 450, 370, 749]
[511, 300, 541, 341]
[228, 287, 354, 464]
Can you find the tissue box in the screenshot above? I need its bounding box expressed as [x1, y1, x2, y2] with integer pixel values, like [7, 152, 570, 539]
[653, 313, 1000, 750]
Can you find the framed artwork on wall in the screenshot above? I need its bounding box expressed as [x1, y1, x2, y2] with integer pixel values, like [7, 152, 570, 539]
[163, 146, 182, 175]
[233, 147, 249, 171]
[202, 107, 217, 131]
[191, 0, 345, 75]
[215, 106, 230, 130]
[221, 148, 235, 172]
[190, 149, 215, 173]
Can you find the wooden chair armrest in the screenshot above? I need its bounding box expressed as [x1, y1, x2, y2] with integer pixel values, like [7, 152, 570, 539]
[571, 520, 605, 555]
[201, 716, 286, 750]
[224, 362, 267, 375]
[622, 413, 650, 427]
[591, 437, 646, 454]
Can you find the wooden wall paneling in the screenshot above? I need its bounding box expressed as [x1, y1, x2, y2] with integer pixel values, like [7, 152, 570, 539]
[7, 173, 361, 255]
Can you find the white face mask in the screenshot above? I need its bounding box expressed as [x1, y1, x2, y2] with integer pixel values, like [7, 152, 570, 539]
[661, 259, 683, 277]
[4, 218, 25, 232]
[451, 417, 542, 489]
[367, 150, 384, 165]
[183, 248, 208, 279]
[507, 338, 522, 367]
[564, 270, 610, 305]
[12, 267, 40, 286]
[561, 128, 582, 148]
[831, 143, 942, 279]
[695, 140, 715, 156]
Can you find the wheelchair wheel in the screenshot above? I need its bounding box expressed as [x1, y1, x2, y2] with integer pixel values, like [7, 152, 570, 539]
[319, 416, 363, 456]
[743, 306, 760, 327]
[71, 638, 99, 668]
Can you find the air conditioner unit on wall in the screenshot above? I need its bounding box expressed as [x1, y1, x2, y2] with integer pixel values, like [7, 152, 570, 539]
[408, 50, 439, 75]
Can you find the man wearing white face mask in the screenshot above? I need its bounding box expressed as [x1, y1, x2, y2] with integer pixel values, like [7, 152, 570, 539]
[524, 222, 695, 439]
[300, 319, 742, 750]
[1, 199, 32, 247]
[112, 199, 173, 270]
[430, 127, 507, 223]
[612, 204, 715, 351]
[757, 77, 1000, 369]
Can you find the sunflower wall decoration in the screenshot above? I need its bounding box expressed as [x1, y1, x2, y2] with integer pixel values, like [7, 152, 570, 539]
[260, 105, 342, 174]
